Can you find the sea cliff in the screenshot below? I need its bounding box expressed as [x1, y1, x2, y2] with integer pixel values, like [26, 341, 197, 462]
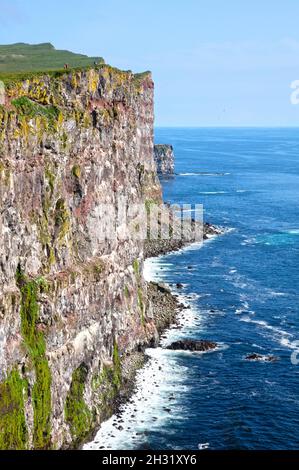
[0, 64, 219, 450]
[0, 65, 164, 449]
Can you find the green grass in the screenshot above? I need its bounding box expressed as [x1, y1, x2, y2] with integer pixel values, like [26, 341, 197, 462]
[12, 96, 59, 122]
[0, 43, 104, 75]
[64, 364, 92, 444]
[16, 269, 52, 449]
[133, 259, 140, 277]
[0, 43, 151, 87]
[0, 370, 28, 450]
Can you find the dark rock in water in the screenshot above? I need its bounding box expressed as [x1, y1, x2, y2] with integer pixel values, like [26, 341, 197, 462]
[246, 354, 260, 361]
[246, 353, 277, 362]
[176, 283, 184, 289]
[187, 266, 193, 270]
[166, 339, 217, 352]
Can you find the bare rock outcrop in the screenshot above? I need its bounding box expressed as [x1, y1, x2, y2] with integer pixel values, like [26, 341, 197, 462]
[154, 144, 175, 175]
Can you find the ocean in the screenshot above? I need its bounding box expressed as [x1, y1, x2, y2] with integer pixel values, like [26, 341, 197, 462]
[85, 128, 299, 450]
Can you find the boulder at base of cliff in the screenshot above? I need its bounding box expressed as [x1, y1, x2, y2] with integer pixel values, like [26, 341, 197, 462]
[166, 339, 217, 352]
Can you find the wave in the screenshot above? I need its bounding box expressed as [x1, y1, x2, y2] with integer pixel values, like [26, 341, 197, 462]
[198, 443, 210, 450]
[84, 292, 199, 450]
[177, 172, 231, 176]
[180, 208, 203, 213]
[240, 316, 294, 348]
[269, 291, 288, 297]
[242, 229, 299, 247]
[198, 191, 228, 195]
[280, 337, 299, 350]
[241, 238, 256, 246]
[240, 316, 292, 336]
[235, 308, 245, 315]
[84, 303, 206, 450]
[197, 190, 249, 196]
[251, 343, 265, 350]
[143, 259, 176, 282]
[235, 300, 252, 315]
[85, 251, 218, 450]
[83, 347, 189, 450]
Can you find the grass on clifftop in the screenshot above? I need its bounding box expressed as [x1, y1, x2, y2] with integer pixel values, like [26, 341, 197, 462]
[0, 43, 104, 74]
[0, 43, 151, 86]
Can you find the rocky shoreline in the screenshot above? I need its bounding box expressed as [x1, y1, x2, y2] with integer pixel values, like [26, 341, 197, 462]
[144, 222, 223, 258]
[81, 222, 222, 449]
[80, 270, 183, 448]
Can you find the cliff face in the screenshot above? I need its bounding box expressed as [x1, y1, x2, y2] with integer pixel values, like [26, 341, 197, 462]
[0, 66, 162, 449]
[154, 144, 175, 175]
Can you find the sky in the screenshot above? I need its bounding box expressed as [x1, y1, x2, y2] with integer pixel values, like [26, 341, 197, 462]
[1, 0, 299, 127]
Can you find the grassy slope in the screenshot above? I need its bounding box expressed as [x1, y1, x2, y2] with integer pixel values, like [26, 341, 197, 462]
[0, 43, 104, 75]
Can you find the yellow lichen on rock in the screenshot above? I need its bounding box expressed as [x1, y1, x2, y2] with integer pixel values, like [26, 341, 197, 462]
[88, 69, 98, 95]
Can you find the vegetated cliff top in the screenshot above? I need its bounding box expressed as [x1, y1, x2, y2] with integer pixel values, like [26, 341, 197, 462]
[0, 42, 150, 87]
[0, 42, 104, 75]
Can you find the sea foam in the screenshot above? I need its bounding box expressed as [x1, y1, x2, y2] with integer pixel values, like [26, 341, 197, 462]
[84, 254, 207, 450]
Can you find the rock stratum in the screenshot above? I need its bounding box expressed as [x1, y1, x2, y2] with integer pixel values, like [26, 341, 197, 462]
[0, 64, 168, 449]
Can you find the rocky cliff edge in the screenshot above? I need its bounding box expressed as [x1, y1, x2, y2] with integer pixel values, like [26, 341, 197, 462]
[0, 65, 163, 449]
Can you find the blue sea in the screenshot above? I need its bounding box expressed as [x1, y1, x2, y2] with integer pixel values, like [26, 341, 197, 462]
[85, 128, 299, 451]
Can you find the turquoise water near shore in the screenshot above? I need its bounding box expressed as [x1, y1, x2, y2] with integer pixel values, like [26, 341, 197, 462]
[85, 128, 299, 450]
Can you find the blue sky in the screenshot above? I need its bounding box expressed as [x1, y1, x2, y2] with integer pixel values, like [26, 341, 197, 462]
[1, 0, 299, 126]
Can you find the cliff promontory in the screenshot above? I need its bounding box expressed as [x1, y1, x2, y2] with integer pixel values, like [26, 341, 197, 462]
[154, 144, 175, 175]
